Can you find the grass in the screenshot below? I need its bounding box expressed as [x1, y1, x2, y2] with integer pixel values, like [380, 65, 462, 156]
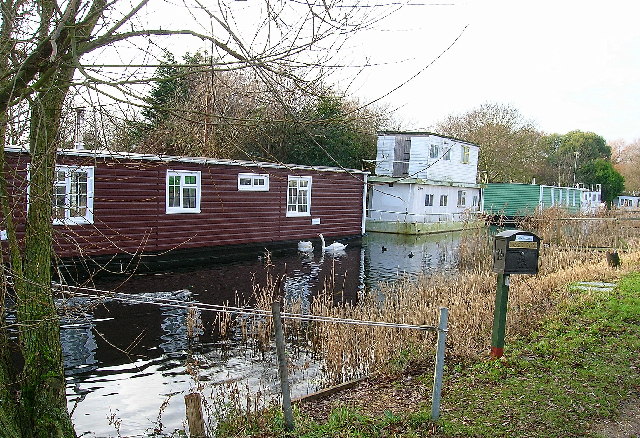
[215, 271, 640, 437]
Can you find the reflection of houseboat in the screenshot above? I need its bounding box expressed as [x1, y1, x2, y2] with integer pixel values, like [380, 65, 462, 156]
[482, 183, 602, 219]
[2, 146, 368, 269]
[366, 132, 481, 234]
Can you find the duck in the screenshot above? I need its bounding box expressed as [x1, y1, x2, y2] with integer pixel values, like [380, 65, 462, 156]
[297, 240, 314, 252]
[319, 233, 347, 252]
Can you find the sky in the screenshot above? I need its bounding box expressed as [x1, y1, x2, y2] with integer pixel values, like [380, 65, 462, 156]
[338, 0, 640, 143]
[93, 0, 639, 145]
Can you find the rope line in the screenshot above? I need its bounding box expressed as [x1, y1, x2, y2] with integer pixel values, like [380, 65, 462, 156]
[54, 283, 437, 331]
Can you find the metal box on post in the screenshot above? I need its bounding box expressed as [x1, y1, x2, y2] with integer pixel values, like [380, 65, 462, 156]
[492, 230, 541, 275]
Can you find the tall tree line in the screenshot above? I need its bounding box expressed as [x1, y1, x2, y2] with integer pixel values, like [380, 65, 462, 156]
[436, 102, 625, 205]
[113, 52, 388, 171]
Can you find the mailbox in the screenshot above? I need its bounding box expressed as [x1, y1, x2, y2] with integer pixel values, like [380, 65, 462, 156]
[492, 230, 541, 275]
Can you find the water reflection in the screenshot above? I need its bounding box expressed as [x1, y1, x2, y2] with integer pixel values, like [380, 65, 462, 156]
[63, 231, 463, 436]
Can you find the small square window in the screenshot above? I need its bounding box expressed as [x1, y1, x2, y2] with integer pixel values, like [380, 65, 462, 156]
[166, 170, 201, 214]
[43, 165, 94, 225]
[425, 194, 434, 206]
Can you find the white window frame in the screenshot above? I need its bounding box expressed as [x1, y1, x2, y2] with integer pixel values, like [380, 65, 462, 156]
[166, 170, 201, 214]
[429, 144, 439, 159]
[461, 145, 470, 164]
[238, 173, 269, 191]
[425, 194, 434, 207]
[47, 165, 95, 225]
[443, 146, 451, 161]
[457, 190, 466, 207]
[286, 176, 312, 217]
[439, 194, 448, 207]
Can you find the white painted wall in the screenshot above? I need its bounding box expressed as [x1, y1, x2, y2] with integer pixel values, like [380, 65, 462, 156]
[375, 134, 479, 184]
[369, 182, 481, 223]
[375, 135, 395, 176]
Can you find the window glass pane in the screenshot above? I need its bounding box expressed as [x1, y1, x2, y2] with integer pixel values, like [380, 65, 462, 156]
[169, 187, 180, 207]
[184, 175, 196, 185]
[254, 178, 265, 186]
[183, 187, 196, 208]
[240, 178, 252, 186]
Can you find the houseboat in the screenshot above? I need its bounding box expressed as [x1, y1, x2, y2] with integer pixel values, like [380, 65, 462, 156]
[482, 183, 597, 220]
[1, 146, 368, 272]
[614, 194, 640, 210]
[366, 132, 481, 234]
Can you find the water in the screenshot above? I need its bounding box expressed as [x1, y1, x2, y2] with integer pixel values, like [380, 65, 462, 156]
[63, 231, 462, 436]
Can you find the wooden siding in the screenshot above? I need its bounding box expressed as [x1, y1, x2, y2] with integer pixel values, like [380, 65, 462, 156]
[2, 151, 366, 259]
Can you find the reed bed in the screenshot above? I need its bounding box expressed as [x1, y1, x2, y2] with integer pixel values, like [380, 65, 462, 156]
[215, 210, 640, 387]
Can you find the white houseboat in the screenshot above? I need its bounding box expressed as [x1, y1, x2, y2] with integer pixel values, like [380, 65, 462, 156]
[366, 132, 481, 234]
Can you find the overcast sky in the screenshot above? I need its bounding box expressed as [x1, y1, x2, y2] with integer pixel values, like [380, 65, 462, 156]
[340, 0, 640, 143]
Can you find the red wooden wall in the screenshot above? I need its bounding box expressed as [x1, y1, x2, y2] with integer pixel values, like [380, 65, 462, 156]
[2, 150, 366, 259]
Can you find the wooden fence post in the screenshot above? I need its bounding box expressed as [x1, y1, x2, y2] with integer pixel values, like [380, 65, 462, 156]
[272, 299, 295, 431]
[185, 392, 206, 437]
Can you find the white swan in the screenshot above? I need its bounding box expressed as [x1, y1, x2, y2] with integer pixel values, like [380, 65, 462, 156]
[298, 240, 313, 252]
[319, 233, 347, 252]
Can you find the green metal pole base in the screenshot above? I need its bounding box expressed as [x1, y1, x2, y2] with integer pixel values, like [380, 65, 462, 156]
[490, 273, 510, 359]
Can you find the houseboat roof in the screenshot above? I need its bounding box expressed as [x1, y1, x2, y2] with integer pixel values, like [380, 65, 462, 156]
[4, 146, 369, 175]
[377, 131, 479, 147]
[369, 175, 480, 188]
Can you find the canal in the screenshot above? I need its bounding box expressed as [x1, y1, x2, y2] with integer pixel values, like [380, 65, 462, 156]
[63, 231, 462, 436]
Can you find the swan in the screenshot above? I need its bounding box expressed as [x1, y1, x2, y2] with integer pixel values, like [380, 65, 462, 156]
[298, 240, 313, 252]
[319, 233, 347, 252]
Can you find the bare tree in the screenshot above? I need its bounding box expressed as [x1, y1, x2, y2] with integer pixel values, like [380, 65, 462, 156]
[0, 0, 382, 435]
[612, 138, 640, 193]
[436, 102, 544, 183]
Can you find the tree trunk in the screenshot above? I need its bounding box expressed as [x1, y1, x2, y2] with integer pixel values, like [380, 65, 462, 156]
[13, 66, 77, 437]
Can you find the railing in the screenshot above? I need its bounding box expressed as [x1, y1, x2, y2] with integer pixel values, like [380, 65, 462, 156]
[367, 208, 480, 223]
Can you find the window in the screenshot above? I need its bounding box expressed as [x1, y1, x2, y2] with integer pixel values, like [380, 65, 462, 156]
[238, 173, 269, 191]
[166, 170, 201, 214]
[425, 194, 434, 206]
[457, 190, 466, 207]
[472, 195, 479, 207]
[287, 176, 312, 217]
[461, 145, 470, 164]
[443, 146, 451, 161]
[429, 144, 439, 159]
[439, 194, 448, 207]
[51, 165, 94, 225]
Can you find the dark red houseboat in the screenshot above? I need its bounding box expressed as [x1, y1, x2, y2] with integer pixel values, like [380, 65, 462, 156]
[2, 146, 368, 272]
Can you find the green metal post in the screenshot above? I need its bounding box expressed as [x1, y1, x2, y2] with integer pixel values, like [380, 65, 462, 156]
[490, 273, 510, 358]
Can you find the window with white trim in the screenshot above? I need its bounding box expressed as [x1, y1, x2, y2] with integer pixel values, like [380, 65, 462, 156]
[429, 145, 439, 159]
[461, 145, 470, 164]
[166, 170, 201, 214]
[287, 176, 312, 217]
[443, 146, 451, 161]
[51, 165, 94, 225]
[425, 194, 434, 206]
[238, 173, 269, 191]
[457, 190, 466, 207]
[439, 194, 448, 207]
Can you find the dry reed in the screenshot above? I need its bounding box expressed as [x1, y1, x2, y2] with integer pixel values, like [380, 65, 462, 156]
[218, 210, 640, 386]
